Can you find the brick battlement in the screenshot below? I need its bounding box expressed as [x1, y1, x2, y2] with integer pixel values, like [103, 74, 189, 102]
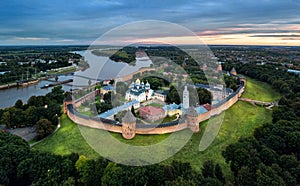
[64, 78, 245, 139]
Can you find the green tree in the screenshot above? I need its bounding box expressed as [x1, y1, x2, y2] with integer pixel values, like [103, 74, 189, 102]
[35, 119, 55, 140]
[197, 88, 212, 104]
[116, 81, 127, 96]
[215, 164, 225, 184]
[109, 79, 115, 85]
[24, 106, 39, 125]
[14, 99, 23, 109]
[272, 106, 297, 123]
[46, 86, 64, 103]
[0, 132, 29, 185]
[75, 155, 100, 185]
[131, 105, 135, 116]
[166, 85, 180, 104]
[102, 162, 123, 186]
[202, 160, 215, 178]
[1, 111, 11, 128]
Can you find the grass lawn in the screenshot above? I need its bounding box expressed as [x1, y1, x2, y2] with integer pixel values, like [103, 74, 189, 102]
[32, 114, 99, 159]
[32, 77, 277, 178]
[147, 102, 165, 107]
[33, 101, 271, 178]
[163, 101, 272, 177]
[242, 77, 281, 102]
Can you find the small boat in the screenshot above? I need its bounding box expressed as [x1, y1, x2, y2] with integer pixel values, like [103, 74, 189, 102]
[41, 84, 50, 89]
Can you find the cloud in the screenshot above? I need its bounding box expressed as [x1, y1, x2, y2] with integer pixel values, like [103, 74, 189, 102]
[16, 37, 49, 41]
[250, 34, 300, 37]
[0, 0, 300, 45]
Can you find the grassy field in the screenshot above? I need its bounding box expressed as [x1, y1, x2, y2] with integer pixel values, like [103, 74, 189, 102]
[164, 101, 271, 177]
[242, 77, 281, 102]
[33, 77, 276, 177]
[32, 114, 99, 159]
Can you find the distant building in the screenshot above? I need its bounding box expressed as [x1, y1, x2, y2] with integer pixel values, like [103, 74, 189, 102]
[102, 80, 111, 85]
[201, 103, 212, 111]
[163, 103, 182, 116]
[125, 79, 153, 102]
[194, 106, 208, 115]
[154, 90, 169, 102]
[49, 60, 57, 64]
[287, 69, 300, 75]
[139, 106, 165, 122]
[18, 62, 30, 65]
[35, 59, 46, 63]
[217, 64, 222, 72]
[101, 85, 116, 94]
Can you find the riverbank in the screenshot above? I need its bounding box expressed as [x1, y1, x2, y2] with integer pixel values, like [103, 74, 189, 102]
[0, 82, 18, 90]
[0, 76, 52, 90]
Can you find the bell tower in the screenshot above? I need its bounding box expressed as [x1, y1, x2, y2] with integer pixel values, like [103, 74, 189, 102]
[183, 85, 189, 110]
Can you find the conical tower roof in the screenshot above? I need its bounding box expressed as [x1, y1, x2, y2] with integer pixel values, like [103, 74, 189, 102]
[230, 67, 237, 74]
[64, 94, 74, 102]
[122, 111, 136, 123]
[187, 106, 198, 117]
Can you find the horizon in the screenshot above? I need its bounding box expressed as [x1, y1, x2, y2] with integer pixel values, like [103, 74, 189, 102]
[1, 0, 300, 46]
[0, 44, 299, 48]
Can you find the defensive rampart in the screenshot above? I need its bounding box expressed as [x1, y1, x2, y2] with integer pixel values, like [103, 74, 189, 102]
[65, 79, 245, 137]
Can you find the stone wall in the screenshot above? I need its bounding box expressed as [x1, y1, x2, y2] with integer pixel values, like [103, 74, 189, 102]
[65, 79, 245, 137]
[74, 89, 100, 109]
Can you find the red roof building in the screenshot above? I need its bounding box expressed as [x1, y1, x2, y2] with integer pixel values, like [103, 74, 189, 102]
[139, 106, 165, 122]
[201, 103, 212, 111]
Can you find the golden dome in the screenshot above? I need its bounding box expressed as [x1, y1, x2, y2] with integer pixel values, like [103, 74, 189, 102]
[135, 79, 141, 85]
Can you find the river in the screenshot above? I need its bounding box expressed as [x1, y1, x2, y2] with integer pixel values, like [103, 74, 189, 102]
[0, 50, 152, 108]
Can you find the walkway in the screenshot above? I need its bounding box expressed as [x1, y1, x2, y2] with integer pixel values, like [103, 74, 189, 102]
[239, 98, 274, 106]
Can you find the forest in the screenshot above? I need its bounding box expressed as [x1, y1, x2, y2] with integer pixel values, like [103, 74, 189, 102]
[0, 86, 64, 140]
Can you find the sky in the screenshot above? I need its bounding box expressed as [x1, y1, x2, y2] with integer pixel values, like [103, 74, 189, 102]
[0, 0, 300, 46]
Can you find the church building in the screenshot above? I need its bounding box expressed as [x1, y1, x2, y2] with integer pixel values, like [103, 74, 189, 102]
[125, 79, 153, 102]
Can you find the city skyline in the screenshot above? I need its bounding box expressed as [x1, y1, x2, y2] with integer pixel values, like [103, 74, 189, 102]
[0, 0, 300, 46]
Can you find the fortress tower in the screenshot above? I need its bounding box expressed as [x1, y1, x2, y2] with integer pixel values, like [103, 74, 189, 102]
[122, 111, 137, 139]
[63, 94, 74, 114]
[230, 67, 237, 76]
[183, 85, 189, 110]
[186, 106, 200, 132]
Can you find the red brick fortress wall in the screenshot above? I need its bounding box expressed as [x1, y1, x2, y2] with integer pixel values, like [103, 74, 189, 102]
[65, 78, 245, 137]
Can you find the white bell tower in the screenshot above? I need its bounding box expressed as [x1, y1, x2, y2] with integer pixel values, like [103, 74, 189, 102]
[183, 85, 189, 109]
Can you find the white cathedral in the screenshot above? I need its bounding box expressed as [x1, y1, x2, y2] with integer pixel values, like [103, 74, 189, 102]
[125, 79, 154, 102]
